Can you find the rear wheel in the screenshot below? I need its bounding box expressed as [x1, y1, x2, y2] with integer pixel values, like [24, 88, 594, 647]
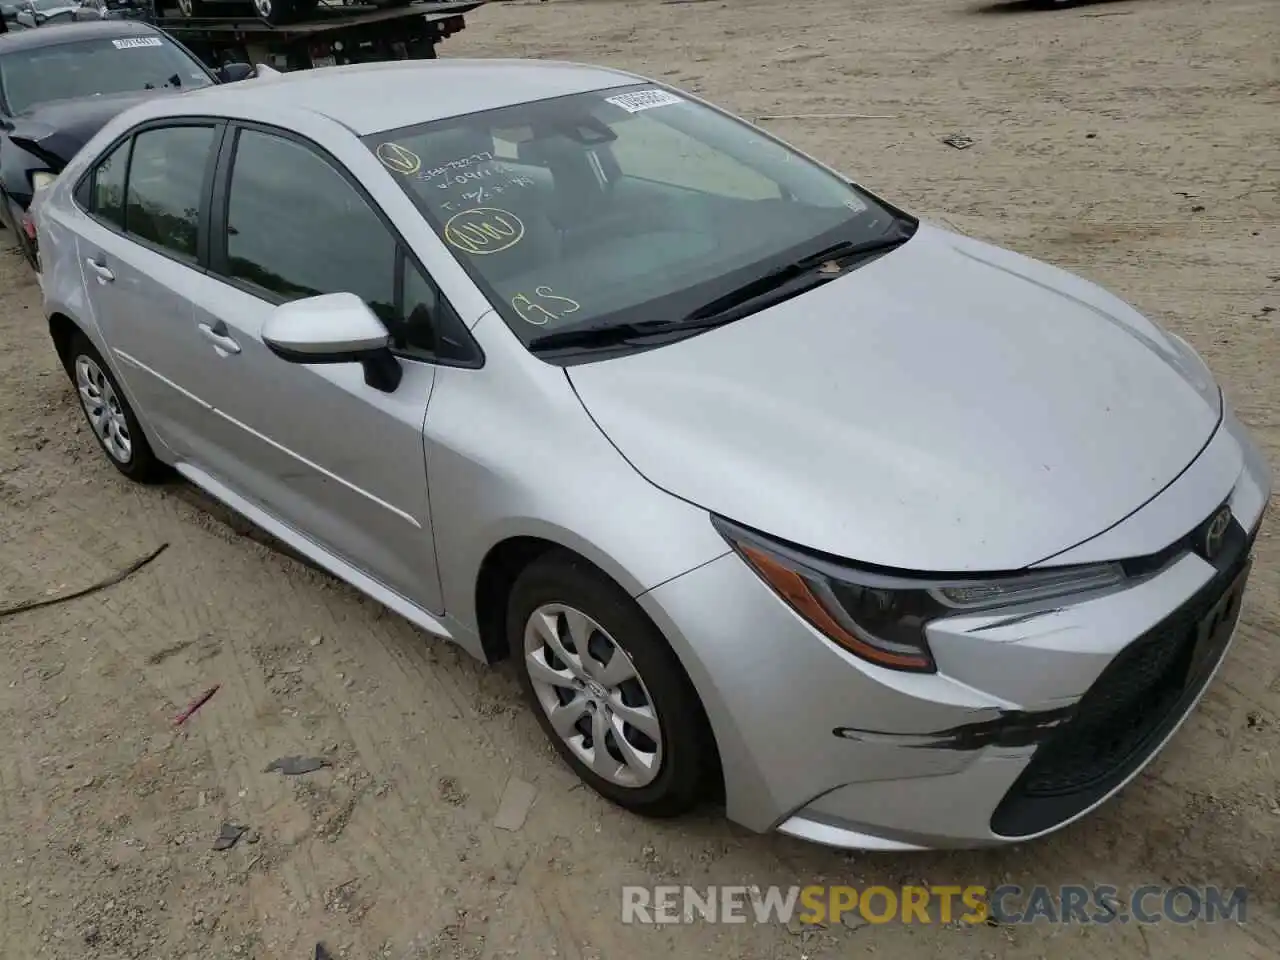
[510, 551, 715, 817]
[67, 332, 166, 483]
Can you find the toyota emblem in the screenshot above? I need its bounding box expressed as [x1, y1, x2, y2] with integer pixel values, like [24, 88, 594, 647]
[1200, 506, 1232, 562]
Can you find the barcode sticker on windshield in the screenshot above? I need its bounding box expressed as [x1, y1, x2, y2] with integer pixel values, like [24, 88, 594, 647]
[605, 89, 683, 113]
[113, 37, 163, 49]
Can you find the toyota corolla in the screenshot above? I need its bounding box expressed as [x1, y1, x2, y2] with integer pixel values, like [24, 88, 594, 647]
[32, 60, 1270, 849]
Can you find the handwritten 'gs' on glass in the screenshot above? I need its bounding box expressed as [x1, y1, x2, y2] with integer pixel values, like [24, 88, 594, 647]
[444, 208, 525, 255]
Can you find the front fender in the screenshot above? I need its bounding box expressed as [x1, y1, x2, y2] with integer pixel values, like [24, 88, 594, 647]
[424, 320, 730, 647]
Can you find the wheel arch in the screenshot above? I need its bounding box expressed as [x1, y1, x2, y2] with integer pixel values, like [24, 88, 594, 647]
[46, 311, 172, 466]
[48, 311, 81, 375]
[471, 532, 726, 801]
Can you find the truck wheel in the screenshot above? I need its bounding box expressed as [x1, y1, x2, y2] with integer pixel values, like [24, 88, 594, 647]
[254, 0, 293, 24]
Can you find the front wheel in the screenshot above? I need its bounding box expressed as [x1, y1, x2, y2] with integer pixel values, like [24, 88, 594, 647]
[510, 551, 715, 817]
[67, 332, 167, 483]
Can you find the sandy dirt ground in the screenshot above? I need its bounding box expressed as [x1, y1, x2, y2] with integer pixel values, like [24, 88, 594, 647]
[1, 0, 1278, 957]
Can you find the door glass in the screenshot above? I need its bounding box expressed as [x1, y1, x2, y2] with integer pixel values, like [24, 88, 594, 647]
[124, 125, 217, 262]
[91, 139, 130, 229]
[222, 128, 396, 323]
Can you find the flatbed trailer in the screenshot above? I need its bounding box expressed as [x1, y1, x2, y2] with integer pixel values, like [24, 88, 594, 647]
[158, 0, 482, 72]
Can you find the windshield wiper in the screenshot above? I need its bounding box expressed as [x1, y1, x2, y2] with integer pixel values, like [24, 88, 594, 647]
[680, 227, 913, 324]
[529, 223, 915, 354]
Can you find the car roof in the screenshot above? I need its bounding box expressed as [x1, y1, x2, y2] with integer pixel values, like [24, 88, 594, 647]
[177, 59, 645, 136]
[0, 19, 161, 53]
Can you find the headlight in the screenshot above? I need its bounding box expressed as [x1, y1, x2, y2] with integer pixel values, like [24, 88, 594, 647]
[31, 171, 57, 194]
[713, 517, 1125, 673]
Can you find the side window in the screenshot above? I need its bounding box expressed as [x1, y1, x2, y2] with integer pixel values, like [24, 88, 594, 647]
[89, 138, 129, 229]
[222, 128, 396, 322]
[124, 125, 217, 262]
[606, 113, 781, 202]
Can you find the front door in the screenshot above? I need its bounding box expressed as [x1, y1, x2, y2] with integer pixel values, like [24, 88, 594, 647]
[176, 125, 446, 614]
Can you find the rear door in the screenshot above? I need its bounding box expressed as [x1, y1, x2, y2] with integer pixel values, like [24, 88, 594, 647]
[173, 123, 469, 614]
[71, 120, 225, 461]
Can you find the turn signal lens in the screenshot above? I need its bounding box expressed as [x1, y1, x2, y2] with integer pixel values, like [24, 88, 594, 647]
[735, 543, 936, 672]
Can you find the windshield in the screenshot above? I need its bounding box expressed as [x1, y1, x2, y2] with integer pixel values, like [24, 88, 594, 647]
[365, 84, 906, 351]
[0, 36, 212, 114]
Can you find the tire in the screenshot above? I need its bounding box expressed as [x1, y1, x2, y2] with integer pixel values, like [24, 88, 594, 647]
[5, 197, 37, 272]
[254, 0, 293, 24]
[66, 332, 167, 483]
[176, 0, 205, 17]
[510, 550, 715, 817]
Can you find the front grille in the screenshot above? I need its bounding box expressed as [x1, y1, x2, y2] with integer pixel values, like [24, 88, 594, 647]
[991, 522, 1254, 838]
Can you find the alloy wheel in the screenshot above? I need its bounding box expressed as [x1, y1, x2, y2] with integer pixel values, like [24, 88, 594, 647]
[75, 355, 132, 464]
[253, 0, 273, 17]
[524, 603, 663, 788]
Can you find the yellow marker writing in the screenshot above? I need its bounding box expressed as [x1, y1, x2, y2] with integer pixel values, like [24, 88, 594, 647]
[512, 286, 581, 325]
[444, 207, 525, 255]
[376, 142, 421, 176]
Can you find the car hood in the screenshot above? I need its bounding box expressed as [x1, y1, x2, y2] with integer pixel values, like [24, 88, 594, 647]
[7, 89, 179, 169]
[566, 224, 1222, 571]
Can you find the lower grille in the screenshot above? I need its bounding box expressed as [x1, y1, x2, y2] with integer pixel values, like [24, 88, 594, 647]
[990, 530, 1253, 839]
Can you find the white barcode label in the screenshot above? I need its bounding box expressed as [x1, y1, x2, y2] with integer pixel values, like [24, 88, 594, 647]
[112, 37, 163, 49]
[604, 89, 683, 113]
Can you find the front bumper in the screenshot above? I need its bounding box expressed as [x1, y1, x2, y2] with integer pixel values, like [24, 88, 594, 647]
[639, 406, 1270, 849]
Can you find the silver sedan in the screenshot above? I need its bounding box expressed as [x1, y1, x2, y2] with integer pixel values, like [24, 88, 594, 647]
[31, 60, 1270, 850]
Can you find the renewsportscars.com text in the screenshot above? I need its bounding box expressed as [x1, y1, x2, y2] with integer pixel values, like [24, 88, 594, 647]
[621, 884, 1248, 926]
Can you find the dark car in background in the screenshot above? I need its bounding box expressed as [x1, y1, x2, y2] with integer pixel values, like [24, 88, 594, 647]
[0, 20, 251, 267]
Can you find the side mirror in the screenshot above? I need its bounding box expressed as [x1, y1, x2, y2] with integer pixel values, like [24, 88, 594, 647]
[216, 62, 255, 83]
[262, 292, 402, 393]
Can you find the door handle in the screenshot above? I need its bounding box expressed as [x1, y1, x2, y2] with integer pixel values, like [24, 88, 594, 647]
[198, 323, 241, 355]
[85, 257, 114, 282]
